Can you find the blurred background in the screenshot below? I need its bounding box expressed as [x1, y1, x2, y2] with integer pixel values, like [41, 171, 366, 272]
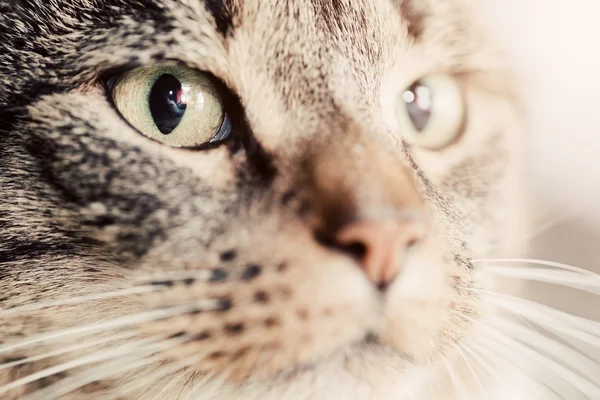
[480, 1, 600, 320]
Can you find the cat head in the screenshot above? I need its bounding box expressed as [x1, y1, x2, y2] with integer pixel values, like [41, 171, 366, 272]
[0, 0, 526, 398]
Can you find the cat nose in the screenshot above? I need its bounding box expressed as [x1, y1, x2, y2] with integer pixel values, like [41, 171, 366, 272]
[335, 218, 423, 291]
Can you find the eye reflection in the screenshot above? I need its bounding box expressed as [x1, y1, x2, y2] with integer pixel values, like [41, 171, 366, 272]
[395, 74, 465, 150]
[403, 82, 432, 132]
[149, 74, 188, 134]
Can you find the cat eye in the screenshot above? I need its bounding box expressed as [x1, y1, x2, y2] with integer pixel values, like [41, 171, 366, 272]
[110, 66, 231, 148]
[396, 74, 465, 150]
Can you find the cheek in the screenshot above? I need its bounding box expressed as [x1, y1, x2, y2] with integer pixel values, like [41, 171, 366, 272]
[29, 93, 238, 186]
[134, 226, 382, 380]
[383, 232, 474, 360]
[27, 93, 240, 257]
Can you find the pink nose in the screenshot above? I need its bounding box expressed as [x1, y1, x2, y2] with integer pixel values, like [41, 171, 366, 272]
[335, 219, 423, 290]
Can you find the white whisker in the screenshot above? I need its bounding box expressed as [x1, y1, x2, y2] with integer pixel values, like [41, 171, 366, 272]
[441, 356, 469, 399]
[0, 300, 222, 356]
[20, 336, 190, 400]
[0, 286, 160, 317]
[482, 215, 568, 252]
[102, 353, 204, 400]
[135, 270, 216, 283]
[477, 320, 599, 397]
[134, 267, 239, 285]
[469, 289, 600, 346]
[454, 344, 484, 396]
[469, 341, 567, 399]
[472, 258, 596, 276]
[461, 344, 501, 386]
[0, 332, 136, 371]
[481, 266, 600, 295]
[487, 317, 600, 384]
[0, 337, 159, 396]
[21, 353, 161, 400]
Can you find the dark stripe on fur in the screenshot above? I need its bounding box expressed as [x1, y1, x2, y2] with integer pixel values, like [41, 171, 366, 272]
[397, 0, 426, 40]
[204, 0, 235, 37]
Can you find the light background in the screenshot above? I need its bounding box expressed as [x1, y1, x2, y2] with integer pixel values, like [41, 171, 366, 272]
[480, 1, 600, 318]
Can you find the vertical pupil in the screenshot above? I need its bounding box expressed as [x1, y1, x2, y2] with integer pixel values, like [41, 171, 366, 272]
[149, 74, 188, 135]
[404, 82, 432, 132]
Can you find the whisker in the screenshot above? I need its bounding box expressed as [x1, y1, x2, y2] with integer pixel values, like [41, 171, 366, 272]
[20, 337, 192, 400]
[20, 353, 161, 400]
[0, 332, 136, 371]
[478, 295, 597, 354]
[0, 286, 161, 317]
[134, 267, 235, 287]
[0, 300, 225, 356]
[469, 341, 566, 399]
[465, 288, 600, 345]
[481, 214, 569, 252]
[441, 356, 469, 400]
[487, 317, 600, 384]
[461, 344, 502, 386]
[472, 258, 596, 276]
[0, 336, 161, 396]
[102, 353, 204, 400]
[481, 266, 600, 295]
[484, 329, 598, 397]
[453, 344, 484, 396]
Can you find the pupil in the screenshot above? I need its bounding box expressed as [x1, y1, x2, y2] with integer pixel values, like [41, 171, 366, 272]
[149, 74, 187, 135]
[404, 82, 432, 132]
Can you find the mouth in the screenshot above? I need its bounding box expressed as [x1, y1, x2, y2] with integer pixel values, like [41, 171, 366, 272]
[259, 331, 394, 383]
[363, 331, 383, 345]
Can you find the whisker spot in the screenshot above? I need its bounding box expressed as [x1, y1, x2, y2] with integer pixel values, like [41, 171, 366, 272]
[264, 317, 280, 327]
[191, 331, 211, 341]
[151, 280, 174, 287]
[209, 268, 229, 283]
[220, 250, 237, 262]
[224, 323, 245, 334]
[218, 298, 233, 312]
[168, 331, 186, 339]
[254, 290, 270, 304]
[241, 264, 262, 281]
[208, 351, 226, 360]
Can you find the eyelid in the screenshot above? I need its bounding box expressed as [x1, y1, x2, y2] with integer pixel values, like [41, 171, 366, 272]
[99, 63, 144, 93]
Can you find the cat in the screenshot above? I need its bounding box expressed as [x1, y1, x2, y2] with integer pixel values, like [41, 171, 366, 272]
[0, 0, 597, 399]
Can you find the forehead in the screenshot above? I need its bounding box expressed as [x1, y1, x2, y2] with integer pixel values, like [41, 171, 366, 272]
[7, 0, 475, 83]
[4, 0, 481, 140]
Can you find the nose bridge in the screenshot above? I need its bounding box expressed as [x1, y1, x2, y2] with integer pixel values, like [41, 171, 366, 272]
[294, 126, 426, 291]
[304, 131, 424, 230]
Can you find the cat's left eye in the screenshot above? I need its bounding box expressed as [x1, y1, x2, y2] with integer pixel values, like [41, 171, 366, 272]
[396, 74, 465, 150]
[109, 65, 232, 148]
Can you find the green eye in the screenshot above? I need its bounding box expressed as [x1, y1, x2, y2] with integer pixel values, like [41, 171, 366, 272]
[396, 74, 465, 150]
[111, 66, 231, 148]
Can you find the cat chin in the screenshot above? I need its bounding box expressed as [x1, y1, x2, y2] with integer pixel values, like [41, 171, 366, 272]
[152, 343, 433, 400]
[155, 342, 542, 400]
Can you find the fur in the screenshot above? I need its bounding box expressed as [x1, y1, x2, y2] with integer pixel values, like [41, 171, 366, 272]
[0, 1, 533, 399]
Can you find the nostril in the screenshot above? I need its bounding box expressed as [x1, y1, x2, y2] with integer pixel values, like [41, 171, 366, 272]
[314, 230, 336, 249]
[314, 231, 367, 260]
[376, 281, 390, 292]
[340, 241, 367, 262]
[333, 218, 423, 290]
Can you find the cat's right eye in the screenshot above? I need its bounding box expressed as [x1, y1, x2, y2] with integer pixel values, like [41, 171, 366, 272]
[109, 65, 232, 149]
[396, 74, 465, 150]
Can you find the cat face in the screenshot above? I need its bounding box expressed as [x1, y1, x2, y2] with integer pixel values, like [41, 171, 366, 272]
[0, 0, 525, 398]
